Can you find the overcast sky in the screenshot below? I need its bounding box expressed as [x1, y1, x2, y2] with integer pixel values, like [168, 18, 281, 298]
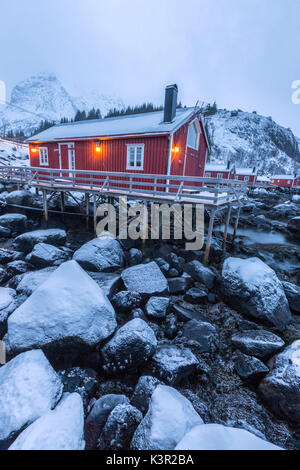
[1, 0, 300, 135]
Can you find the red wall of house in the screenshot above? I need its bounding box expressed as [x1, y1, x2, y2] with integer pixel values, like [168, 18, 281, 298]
[232, 174, 256, 183]
[270, 178, 294, 188]
[205, 170, 232, 179]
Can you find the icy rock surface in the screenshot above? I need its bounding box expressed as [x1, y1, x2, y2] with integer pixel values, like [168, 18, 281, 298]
[87, 394, 130, 426]
[145, 296, 170, 320]
[131, 376, 161, 415]
[282, 281, 300, 314]
[98, 404, 142, 450]
[73, 238, 124, 272]
[9, 393, 85, 450]
[221, 257, 291, 331]
[0, 349, 63, 441]
[121, 262, 169, 296]
[14, 228, 66, 253]
[131, 385, 203, 450]
[7, 260, 117, 353]
[5, 190, 33, 207]
[258, 340, 300, 424]
[175, 424, 282, 450]
[15, 267, 56, 296]
[234, 351, 269, 383]
[0, 213, 27, 234]
[183, 319, 218, 353]
[0, 287, 16, 337]
[101, 318, 157, 372]
[151, 345, 199, 385]
[184, 261, 216, 289]
[231, 330, 284, 359]
[25, 242, 68, 268]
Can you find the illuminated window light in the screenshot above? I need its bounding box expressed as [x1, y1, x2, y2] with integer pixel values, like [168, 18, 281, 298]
[95, 141, 101, 153]
[172, 146, 179, 153]
[31, 148, 37, 153]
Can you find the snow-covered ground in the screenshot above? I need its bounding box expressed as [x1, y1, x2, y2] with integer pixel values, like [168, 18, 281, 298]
[0, 138, 29, 167]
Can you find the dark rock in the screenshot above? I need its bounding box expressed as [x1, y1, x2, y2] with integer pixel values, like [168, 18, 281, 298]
[172, 303, 208, 323]
[0, 267, 9, 284]
[15, 267, 56, 296]
[0, 248, 19, 265]
[184, 287, 208, 304]
[87, 272, 120, 299]
[87, 394, 130, 426]
[234, 351, 269, 383]
[183, 319, 218, 353]
[73, 237, 125, 272]
[6, 261, 29, 277]
[0, 213, 27, 235]
[145, 296, 169, 320]
[58, 367, 99, 411]
[121, 262, 168, 296]
[14, 229, 67, 253]
[98, 404, 142, 450]
[128, 248, 142, 266]
[282, 281, 300, 314]
[221, 257, 292, 331]
[164, 313, 178, 339]
[132, 308, 147, 321]
[5, 190, 34, 206]
[258, 340, 300, 424]
[184, 260, 216, 289]
[154, 257, 170, 275]
[287, 216, 300, 234]
[151, 345, 199, 385]
[25, 243, 68, 268]
[167, 268, 180, 278]
[0, 226, 11, 238]
[231, 330, 285, 359]
[167, 274, 192, 294]
[131, 376, 161, 415]
[112, 291, 142, 312]
[101, 318, 157, 373]
[166, 252, 184, 273]
[0, 287, 16, 337]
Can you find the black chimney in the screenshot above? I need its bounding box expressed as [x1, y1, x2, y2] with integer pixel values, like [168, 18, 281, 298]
[163, 84, 178, 123]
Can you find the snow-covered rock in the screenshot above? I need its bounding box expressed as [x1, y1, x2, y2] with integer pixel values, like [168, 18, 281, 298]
[184, 261, 216, 289]
[131, 385, 203, 450]
[231, 330, 284, 359]
[145, 296, 170, 320]
[131, 376, 162, 415]
[258, 340, 300, 424]
[7, 260, 117, 353]
[98, 404, 142, 450]
[0, 213, 27, 234]
[14, 228, 66, 253]
[151, 345, 199, 385]
[121, 262, 169, 296]
[25, 242, 68, 268]
[87, 394, 130, 426]
[0, 287, 16, 337]
[87, 272, 120, 299]
[5, 190, 33, 207]
[15, 267, 56, 296]
[101, 318, 157, 373]
[111, 291, 142, 312]
[0, 349, 63, 441]
[9, 393, 85, 450]
[221, 257, 291, 331]
[73, 237, 124, 272]
[282, 281, 300, 314]
[175, 423, 282, 450]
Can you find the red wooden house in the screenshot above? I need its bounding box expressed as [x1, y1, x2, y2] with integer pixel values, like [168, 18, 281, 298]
[270, 175, 296, 188]
[204, 162, 235, 180]
[232, 167, 257, 183]
[26, 85, 210, 192]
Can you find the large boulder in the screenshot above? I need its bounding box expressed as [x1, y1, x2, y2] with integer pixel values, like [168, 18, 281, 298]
[121, 262, 168, 296]
[9, 393, 85, 450]
[14, 229, 66, 253]
[0, 350, 63, 441]
[258, 340, 300, 424]
[5, 190, 34, 206]
[221, 257, 292, 331]
[131, 385, 203, 450]
[25, 243, 68, 268]
[0, 287, 16, 337]
[6, 261, 117, 354]
[0, 213, 27, 235]
[151, 345, 199, 385]
[184, 260, 216, 289]
[73, 238, 124, 272]
[101, 318, 157, 373]
[15, 267, 56, 296]
[282, 281, 300, 314]
[231, 330, 284, 359]
[175, 424, 282, 450]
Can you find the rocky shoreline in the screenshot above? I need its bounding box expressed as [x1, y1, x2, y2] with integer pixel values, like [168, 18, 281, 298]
[0, 184, 299, 450]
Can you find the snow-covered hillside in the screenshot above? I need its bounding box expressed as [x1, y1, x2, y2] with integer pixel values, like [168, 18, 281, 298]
[0, 138, 29, 166]
[206, 109, 300, 175]
[0, 74, 125, 136]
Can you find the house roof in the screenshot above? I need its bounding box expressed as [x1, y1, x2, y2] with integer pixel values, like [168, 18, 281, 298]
[235, 167, 257, 175]
[205, 163, 231, 172]
[271, 175, 295, 180]
[26, 107, 200, 143]
[256, 176, 270, 182]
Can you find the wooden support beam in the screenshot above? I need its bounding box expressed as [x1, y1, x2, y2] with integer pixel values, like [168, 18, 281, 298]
[204, 208, 216, 265]
[222, 205, 232, 252]
[85, 193, 90, 229]
[60, 192, 65, 212]
[93, 194, 97, 233]
[42, 189, 48, 226]
[232, 206, 241, 244]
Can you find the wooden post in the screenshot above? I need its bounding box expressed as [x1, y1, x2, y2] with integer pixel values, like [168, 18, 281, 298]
[85, 193, 89, 229]
[43, 189, 48, 226]
[204, 208, 216, 265]
[60, 192, 65, 213]
[35, 187, 39, 196]
[232, 206, 241, 244]
[222, 205, 232, 252]
[93, 194, 97, 233]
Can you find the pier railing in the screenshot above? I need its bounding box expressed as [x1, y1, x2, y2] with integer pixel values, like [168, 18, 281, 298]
[0, 166, 249, 206]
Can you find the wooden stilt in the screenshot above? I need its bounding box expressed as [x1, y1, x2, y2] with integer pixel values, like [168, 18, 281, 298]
[232, 206, 241, 244]
[204, 208, 216, 265]
[60, 192, 65, 212]
[222, 205, 232, 252]
[35, 187, 39, 196]
[43, 189, 48, 226]
[85, 193, 90, 229]
[93, 194, 97, 234]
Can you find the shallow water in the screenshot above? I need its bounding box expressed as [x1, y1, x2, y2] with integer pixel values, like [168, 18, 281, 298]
[220, 225, 298, 247]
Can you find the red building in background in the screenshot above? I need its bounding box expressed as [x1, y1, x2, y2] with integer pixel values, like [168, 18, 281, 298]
[233, 167, 258, 183]
[204, 163, 235, 180]
[270, 175, 296, 188]
[26, 85, 210, 192]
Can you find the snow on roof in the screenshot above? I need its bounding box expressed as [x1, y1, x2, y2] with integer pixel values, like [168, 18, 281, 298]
[205, 163, 231, 172]
[26, 108, 196, 143]
[271, 175, 295, 179]
[256, 176, 270, 182]
[235, 167, 257, 175]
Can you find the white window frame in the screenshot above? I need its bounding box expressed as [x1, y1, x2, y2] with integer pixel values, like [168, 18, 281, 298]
[187, 118, 201, 150]
[126, 144, 144, 170]
[205, 172, 211, 177]
[217, 173, 223, 179]
[39, 147, 49, 166]
[244, 176, 249, 182]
